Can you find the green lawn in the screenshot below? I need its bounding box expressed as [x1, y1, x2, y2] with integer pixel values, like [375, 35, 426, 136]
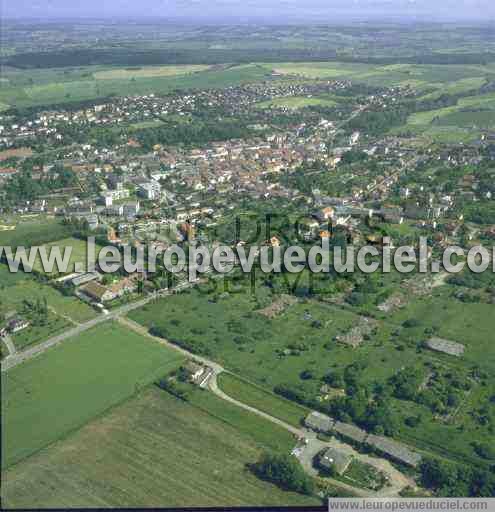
[1, 322, 185, 468]
[1, 387, 318, 508]
[217, 372, 309, 428]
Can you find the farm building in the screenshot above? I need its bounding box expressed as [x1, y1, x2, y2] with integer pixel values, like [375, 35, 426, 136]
[7, 318, 30, 334]
[184, 361, 205, 381]
[332, 421, 368, 444]
[318, 447, 353, 475]
[72, 271, 101, 287]
[425, 337, 465, 357]
[79, 281, 116, 303]
[366, 434, 422, 468]
[305, 411, 335, 433]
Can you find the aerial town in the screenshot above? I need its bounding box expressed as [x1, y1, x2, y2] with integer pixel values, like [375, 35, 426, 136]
[1, 15, 495, 510]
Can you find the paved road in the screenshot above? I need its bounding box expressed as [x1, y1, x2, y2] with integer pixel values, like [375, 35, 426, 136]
[296, 435, 415, 498]
[2, 335, 16, 357]
[121, 318, 414, 497]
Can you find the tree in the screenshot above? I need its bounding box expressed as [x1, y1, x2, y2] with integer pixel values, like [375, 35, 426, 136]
[253, 452, 314, 495]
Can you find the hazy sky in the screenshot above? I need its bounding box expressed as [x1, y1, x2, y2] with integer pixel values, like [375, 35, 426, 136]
[3, 0, 495, 22]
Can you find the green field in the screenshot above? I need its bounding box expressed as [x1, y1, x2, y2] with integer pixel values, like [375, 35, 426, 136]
[417, 77, 487, 100]
[128, 287, 367, 388]
[266, 62, 378, 79]
[257, 95, 337, 109]
[11, 236, 104, 276]
[435, 110, 495, 128]
[1, 387, 318, 508]
[11, 311, 70, 351]
[407, 91, 495, 126]
[1, 322, 185, 468]
[128, 281, 495, 467]
[129, 119, 165, 130]
[0, 64, 270, 109]
[389, 292, 495, 371]
[0, 217, 74, 249]
[93, 64, 211, 79]
[264, 62, 495, 88]
[4, 60, 495, 110]
[0, 271, 97, 325]
[218, 372, 309, 428]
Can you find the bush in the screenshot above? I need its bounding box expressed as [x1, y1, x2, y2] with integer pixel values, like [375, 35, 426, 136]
[252, 452, 314, 495]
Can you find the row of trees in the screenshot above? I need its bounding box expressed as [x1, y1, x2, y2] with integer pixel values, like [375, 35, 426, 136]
[420, 457, 495, 497]
[135, 119, 255, 150]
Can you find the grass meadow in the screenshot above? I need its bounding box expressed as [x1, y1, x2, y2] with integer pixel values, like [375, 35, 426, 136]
[256, 96, 337, 109]
[1, 388, 318, 508]
[1, 322, 184, 468]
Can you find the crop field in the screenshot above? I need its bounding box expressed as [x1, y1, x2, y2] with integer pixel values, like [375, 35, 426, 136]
[417, 77, 487, 100]
[256, 96, 337, 109]
[1, 387, 317, 508]
[435, 110, 495, 128]
[1, 322, 184, 468]
[93, 64, 211, 79]
[264, 62, 495, 88]
[408, 91, 495, 126]
[0, 64, 269, 109]
[266, 62, 378, 78]
[3, 59, 495, 111]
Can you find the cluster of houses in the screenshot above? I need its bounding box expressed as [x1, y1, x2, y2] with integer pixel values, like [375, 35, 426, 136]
[305, 411, 422, 468]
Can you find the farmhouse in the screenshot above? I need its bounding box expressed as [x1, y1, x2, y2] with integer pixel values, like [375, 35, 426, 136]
[7, 318, 30, 333]
[107, 276, 138, 297]
[318, 447, 353, 475]
[305, 411, 335, 433]
[79, 281, 116, 303]
[71, 271, 101, 287]
[425, 337, 465, 357]
[366, 434, 422, 468]
[184, 361, 205, 381]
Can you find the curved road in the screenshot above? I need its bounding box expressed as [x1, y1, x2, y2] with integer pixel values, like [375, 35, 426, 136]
[1, 295, 415, 498]
[120, 317, 415, 498]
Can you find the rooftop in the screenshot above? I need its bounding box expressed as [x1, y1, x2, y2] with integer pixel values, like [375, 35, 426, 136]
[425, 337, 465, 357]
